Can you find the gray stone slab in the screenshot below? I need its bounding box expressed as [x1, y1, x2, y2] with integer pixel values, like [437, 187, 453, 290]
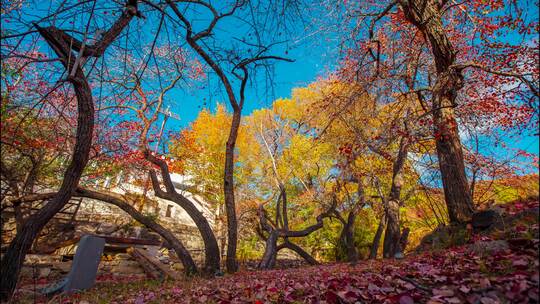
[41, 235, 105, 295]
[62, 235, 105, 293]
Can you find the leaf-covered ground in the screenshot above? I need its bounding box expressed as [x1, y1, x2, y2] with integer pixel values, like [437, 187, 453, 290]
[14, 201, 539, 304]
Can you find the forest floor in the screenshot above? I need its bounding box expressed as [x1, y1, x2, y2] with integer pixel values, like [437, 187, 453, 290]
[14, 199, 539, 304]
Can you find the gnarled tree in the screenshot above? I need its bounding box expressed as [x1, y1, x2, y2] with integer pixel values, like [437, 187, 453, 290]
[162, 0, 293, 273]
[257, 185, 334, 269]
[336, 0, 538, 224]
[0, 1, 140, 300]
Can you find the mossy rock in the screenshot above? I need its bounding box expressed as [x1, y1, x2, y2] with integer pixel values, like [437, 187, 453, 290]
[416, 223, 470, 252]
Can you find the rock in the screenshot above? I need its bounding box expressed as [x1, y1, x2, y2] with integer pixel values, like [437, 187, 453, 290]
[129, 226, 144, 238]
[50, 261, 72, 273]
[145, 232, 161, 242]
[101, 260, 119, 267]
[146, 246, 160, 257]
[25, 254, 61, 264]
[97, 222, 118, 234]
[116, 260, 141, 268]
[114, 253, 132, 260]
[33, 227, 77, 254]
[472, 210, 498, 230]
[467, 240, 509, 256]
[111, 231, 124, 237]
[77, 223, 99, 234]
[111, 262, 144, 275]
[38, 267, 51, 278]
[158, 257, 171, 264]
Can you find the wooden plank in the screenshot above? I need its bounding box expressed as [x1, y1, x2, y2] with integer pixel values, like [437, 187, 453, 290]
[92, 235, 161, 246]
[128, 248, 161, 279]
[68, 198, 82, 224]
[131, 248, 181, 280]
[28, 209, 75, 216]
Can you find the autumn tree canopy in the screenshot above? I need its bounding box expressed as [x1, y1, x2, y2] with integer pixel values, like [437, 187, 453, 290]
[0, 0, 538, 302]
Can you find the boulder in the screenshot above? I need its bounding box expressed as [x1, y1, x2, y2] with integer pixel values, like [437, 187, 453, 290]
[111, 260, 145, 275]
[97, 223, 118, 235]
[472, 210, 499, 230]
[467, 240, 509, 256]
[76, 223, 99, 234]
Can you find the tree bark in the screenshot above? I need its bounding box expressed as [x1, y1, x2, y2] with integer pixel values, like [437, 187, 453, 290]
[0, 32, 93, 304]
[168, 5, 245, 272]
[281, 239, 318, 265]
[383, 135, 409, 258]
[341, 181, 366, 262]
[0, 4, 138, 300]
[383, 199, 401, 258]
[432, 90, 475, 222]
[399, 0, 474, 223]
[399, 227, 410, 253]
[256, 195, 332, 269]
[338, 212, 358, 262]
[223, 110, 241, 273]
[258, 230, 278, 269]
[369, 212, 386, 259]
[146, 153, 220, 275]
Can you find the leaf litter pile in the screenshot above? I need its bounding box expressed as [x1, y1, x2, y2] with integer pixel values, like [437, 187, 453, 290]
[16, 201, 539, 304]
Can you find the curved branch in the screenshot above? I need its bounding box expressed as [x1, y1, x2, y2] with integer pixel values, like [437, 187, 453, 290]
[279, 203, 335, 238]
[12, 188, 198, 275]
[281, 239, 318, 265]
[75, 188, 197, 275]
[34, 2, 141, 58]
[144, 149, 221, 274]
[452, 62, 539, 97]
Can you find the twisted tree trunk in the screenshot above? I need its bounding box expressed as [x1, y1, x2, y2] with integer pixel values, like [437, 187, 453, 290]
[146, 152, 220, 275]
[338, 212, 358, 262]
[223, 110, 241, 273]
[383, 135, 409, 258]
[336, 181, 365, 263]
[280, 239, 318, 265]
[399, 0, 474, 223]
[258, 230, 279, 269]
[257, 190, 332, 269]
[0, 5, 138, 300]
[369, 212, 387, 259]
[75, 188, 198, 275]
[382, 199, 401, 258]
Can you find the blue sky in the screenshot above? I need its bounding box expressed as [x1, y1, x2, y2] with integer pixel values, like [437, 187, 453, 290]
[163, 35, 337, 128]
[3, 0, 538, 163]
[158, 23, 539, 163]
